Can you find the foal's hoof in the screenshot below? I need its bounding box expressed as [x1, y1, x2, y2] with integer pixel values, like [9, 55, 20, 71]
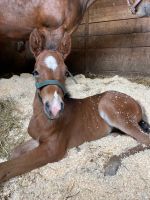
[104, 155, 121, 176]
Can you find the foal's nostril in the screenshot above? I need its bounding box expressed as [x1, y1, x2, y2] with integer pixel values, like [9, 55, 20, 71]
[61, 102, 64, 112]
[45, 101, 50, 110]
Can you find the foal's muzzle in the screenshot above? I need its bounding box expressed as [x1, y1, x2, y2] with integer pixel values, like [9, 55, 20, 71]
[44, 99, 64, 120]
[35, 80, 67, 119]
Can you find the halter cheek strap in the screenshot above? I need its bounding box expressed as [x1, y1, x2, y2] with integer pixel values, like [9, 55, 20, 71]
[35, 80, 68, 95]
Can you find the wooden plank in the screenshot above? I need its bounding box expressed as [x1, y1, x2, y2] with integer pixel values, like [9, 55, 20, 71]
[0, 40, 34, 73]
[80, 11, 87, 24]
[89, 3, 137, 23]
[89, 17, 150, 36]
[66, 50, 85, 74]
[85, 47, 150, 74]
[87, 32, 150, 48]
[72, 37, 85, 49]
[90, 0, 128, 8]
[74, 0, 143, 35]
[72, 24, 86, 37]
[80, 0, 132, 24]
[72, 31, 150, 49]
[67, 1, 150, 76]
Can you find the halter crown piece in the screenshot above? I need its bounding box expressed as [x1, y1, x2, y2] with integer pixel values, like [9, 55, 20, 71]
[35, 80, 68, 95]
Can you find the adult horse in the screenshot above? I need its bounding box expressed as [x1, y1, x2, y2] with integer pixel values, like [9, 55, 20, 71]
[0, 0, 145, 58]
[0, 0, 97, 58]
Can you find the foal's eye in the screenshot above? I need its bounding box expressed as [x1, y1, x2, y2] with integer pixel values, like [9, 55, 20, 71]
[32, 70, 39, 77]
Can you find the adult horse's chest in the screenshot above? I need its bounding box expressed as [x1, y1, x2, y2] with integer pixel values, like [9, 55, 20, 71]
[0, 0, 66, 39]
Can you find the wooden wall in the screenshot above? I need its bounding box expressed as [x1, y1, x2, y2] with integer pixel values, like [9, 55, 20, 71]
[0, 40, 34, 74]
[66, 0, 150, 76]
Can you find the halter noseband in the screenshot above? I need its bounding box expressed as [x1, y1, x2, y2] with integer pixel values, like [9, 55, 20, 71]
[35, 80, 68, 96]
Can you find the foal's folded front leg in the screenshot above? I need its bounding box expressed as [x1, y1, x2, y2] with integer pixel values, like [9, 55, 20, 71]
[10, 139, 39, 159]
[0, 143, 63, 183]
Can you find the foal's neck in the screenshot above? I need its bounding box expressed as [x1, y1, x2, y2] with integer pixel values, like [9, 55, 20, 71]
[32, 93, 101, 145]
[33, 93, 99, 124]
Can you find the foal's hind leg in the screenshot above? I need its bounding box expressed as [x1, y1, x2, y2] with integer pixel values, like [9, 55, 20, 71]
[99, 92, 150, 145]
[100, 114, 150, 175]
[10, 139, 39, 159]
[98, 91, 150, 175]
[113, 120, 150, 145]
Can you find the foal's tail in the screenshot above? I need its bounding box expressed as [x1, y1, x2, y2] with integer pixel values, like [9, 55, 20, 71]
[139, 120, 150, 133]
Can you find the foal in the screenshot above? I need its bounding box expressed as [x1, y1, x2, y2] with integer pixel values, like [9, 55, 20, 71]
[0, 49, 150, 182]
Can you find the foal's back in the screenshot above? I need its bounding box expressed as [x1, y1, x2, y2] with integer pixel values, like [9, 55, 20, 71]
[67, 90, 149, 148]
[66, 94, 112, 148]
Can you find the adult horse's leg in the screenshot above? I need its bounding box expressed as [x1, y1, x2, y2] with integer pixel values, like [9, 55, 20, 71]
[86, 0, 97, 8]
[127, 0, 143, 13]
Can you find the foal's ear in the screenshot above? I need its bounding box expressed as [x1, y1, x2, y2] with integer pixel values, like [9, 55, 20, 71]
[29, 29, 45, 57]
[58, 32, 71, 60]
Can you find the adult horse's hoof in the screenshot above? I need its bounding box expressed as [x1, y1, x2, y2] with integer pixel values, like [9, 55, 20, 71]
[104, 155, 121, 176]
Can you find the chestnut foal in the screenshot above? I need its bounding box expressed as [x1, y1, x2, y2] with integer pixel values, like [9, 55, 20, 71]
[0, 49, 150, 182]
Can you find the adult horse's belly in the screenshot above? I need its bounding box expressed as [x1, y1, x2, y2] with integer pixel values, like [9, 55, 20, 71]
[0, 23, 33, 39]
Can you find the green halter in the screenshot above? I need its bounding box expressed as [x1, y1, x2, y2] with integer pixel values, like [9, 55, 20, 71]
[35, 80, 68, 95]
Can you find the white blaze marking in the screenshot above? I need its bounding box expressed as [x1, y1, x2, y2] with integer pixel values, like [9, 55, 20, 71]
[53, 91, 62, 103]
[54, 91, 59, 99]
[44, 56, 58, 71]
[51, 91, 62, 116]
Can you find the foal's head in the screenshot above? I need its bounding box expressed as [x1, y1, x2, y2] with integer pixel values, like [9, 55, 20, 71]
[33, 50, 68, 120]
[29, 28, 71, 120]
